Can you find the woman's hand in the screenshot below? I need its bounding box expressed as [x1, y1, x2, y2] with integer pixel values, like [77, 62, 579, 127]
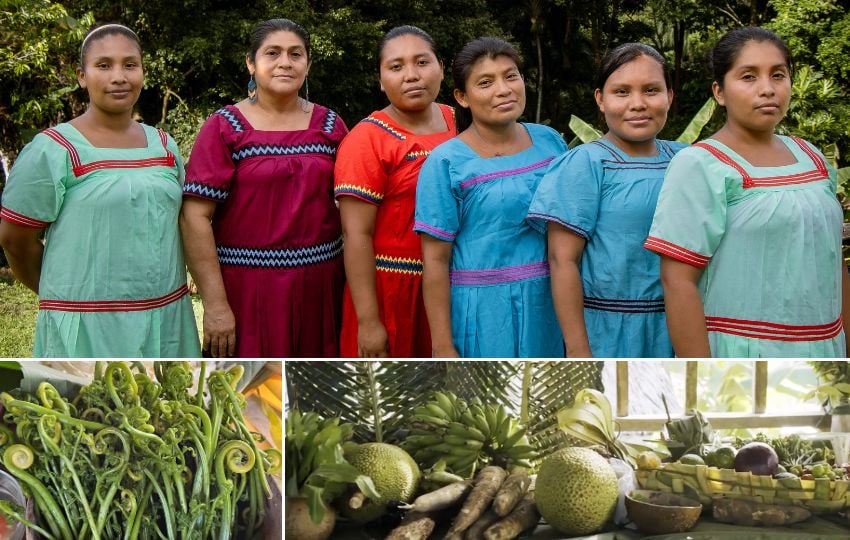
[203, 301, 236, 357]
[357, 318, 389, 357]
[431, 344, 459, 358]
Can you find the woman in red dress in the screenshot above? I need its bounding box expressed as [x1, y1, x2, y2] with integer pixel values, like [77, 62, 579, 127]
[334, 26, 455, 357]
[180, 19, 347, 357]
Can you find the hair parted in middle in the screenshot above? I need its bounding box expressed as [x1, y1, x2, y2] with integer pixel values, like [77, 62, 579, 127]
[451, 36, 523, 132]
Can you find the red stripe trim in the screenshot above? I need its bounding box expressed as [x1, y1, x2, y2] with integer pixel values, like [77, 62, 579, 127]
[73, 157, 176, 176]
[39, 284, 188, 313]
[644, 236, 710, 268]
[42, 128, 82, 168]
[706, 315, 843, 342]
[693, 141, 829, 188]
[156, 129, 175, 160]
[791, 136, 828, 174]
[0, 207, 51, 228]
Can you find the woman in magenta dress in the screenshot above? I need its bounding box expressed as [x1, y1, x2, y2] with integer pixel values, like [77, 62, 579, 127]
[180, 19, 347, 357]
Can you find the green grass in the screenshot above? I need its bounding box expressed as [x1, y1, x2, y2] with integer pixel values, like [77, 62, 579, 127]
[0, 278, 204, 357]
[0, 280, 38, 357]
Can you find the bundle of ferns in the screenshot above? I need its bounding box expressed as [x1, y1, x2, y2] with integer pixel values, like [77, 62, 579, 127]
[0, 361, 281, 540]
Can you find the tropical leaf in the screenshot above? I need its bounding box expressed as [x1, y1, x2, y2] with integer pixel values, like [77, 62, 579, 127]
[568, 115, 603, 143]
[676, 97, 716, 144]
[285, 361, 604, 459]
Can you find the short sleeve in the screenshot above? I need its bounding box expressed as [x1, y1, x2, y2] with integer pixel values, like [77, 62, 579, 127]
[413, 151, 459, 242]
[527, 145, 601, 239]
[0, 133, 68, 228]
[183, 112, 236, 202]
[644, 148, 727, 268]
[333, 123, 388, 205]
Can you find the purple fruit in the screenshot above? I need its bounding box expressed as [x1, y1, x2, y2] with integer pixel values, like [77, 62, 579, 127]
[734, 442, 779, 476]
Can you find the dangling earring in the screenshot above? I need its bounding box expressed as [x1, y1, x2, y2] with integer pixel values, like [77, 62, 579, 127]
[300, 77, 311, 112]
[247, 75, 257, 103]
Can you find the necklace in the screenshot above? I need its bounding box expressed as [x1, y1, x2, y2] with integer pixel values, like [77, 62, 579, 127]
[471, 124, 520, 157]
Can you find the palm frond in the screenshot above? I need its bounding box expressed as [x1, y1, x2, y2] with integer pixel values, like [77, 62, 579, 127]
[285, 360, 604, 457]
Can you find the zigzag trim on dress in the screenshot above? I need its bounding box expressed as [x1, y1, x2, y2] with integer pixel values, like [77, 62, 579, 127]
[215, 108, 244, 132]
[217, 237, 343, 268]
[183, 182, 229, 201]
[231, 142, 336, 162]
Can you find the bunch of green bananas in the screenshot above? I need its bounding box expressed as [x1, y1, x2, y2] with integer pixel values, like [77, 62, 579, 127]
[401, 391, 537, 478]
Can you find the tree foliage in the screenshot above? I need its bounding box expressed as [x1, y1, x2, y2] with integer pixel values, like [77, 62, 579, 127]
[1, 0, 849, 171]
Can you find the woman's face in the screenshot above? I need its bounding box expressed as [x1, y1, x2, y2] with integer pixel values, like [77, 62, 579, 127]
[454, 55, 525, 128]
[379, 34, 443, 113]
[595, 54, 672, 155]
[713, 40, 791, 135]
[77, 34, 144, 115]
[248, 30, 310, 99]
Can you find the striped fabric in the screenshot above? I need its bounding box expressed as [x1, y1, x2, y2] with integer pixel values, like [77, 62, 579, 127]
[217, 237, 343, 268]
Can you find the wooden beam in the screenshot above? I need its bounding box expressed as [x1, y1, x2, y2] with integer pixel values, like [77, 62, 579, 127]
[754, 361, 768, 414]
[616, 412, 828, 433]
[685, 361, 698, 410]
[617, 361, 629, 417]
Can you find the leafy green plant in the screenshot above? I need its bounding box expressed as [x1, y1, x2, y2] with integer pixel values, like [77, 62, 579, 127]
[0, 361, 277, 540]
[805, 361, 850, 409]
[556, 388, 670, 468]
[284, 410, 378, 524]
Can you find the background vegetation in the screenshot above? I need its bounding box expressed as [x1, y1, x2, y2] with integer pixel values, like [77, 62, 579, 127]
[1, 0, 849, 170]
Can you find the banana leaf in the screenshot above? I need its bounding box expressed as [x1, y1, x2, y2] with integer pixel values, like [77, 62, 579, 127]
[677, 97, 716, 143]
[569, 115, 603, 143]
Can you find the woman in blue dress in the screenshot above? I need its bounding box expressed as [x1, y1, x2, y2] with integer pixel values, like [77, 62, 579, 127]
[414, 37, 567, 357]
[528, 43, 685, 357]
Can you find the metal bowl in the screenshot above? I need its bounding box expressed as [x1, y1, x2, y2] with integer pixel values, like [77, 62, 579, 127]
[0, 469, 25, 540]
[626, 489, 702, 534]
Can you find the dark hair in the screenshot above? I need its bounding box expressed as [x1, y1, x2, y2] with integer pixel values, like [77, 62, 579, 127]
[80, 24, 141, 65]
[597, 43, 670, 90]
[378, 25, 439, 69]
[248, 18, 310, 61]
[710, 27, 793, 88]
[451, 37, 523, 132]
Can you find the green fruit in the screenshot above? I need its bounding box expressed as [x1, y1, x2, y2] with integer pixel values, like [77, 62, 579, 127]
[679, 454, 706, 466]
[711, 446, 737, 469]
[535, 447, 618, 536]
[341, 443, 420, 523]
[811, 463, 829, 478]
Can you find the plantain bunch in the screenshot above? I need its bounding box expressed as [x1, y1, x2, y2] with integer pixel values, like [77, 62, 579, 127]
[401, 392, 536, 478]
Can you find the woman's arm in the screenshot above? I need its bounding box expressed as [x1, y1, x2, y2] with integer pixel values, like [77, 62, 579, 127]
[421, 234, 458, 357]
[339, 198, 388, 358]
[548, 223, 592, 357]
[179, 198, 235, 357]
[660, 255, 711, 357]
[842, 263, 850, 358]
[0, 221, 44, 293]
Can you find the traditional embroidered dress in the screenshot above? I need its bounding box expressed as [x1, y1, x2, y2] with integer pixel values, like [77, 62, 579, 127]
[0, 123, 200, 357]
[414, 123, 567, 357]
[528, 138, 687, 357]
[645, 136, 845, 357]
[334, 105, 455, 357]
[184, 104, 347, 357]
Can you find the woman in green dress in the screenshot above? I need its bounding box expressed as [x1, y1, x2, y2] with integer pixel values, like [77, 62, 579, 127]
[0, 24, 200, 357]
[645, 27, 848, 357]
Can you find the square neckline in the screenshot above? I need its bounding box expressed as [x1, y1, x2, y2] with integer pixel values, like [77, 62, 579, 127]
[63, 122, 155, 150]
[592, 137, 673, 162]
[228, 103, 320, 133]
[370, 104, 455, 138]
[702, 135, 803, 172]
[456, 122, 537, 160]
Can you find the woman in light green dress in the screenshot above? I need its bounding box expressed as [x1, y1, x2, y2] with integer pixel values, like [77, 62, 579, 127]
[645, 27, 847, 358]
[0, 24, 200, 357]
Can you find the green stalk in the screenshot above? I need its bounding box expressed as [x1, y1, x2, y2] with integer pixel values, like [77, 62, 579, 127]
[3, 445, 73, 540]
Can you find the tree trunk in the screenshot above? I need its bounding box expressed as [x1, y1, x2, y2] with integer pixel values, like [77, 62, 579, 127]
[536, 31, 543, 123]
[672, 20, 685, 117]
